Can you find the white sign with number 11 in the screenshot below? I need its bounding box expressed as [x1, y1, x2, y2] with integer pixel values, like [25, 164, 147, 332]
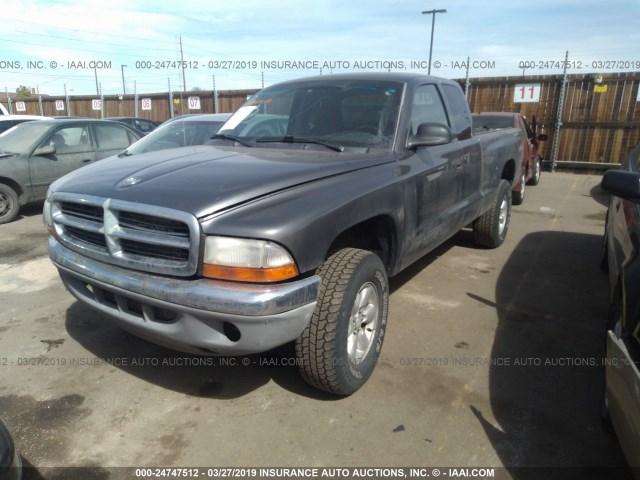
[514, 84, 541, 103]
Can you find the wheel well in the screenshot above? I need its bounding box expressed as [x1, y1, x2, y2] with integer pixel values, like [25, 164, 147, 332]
[501, 159, 516, 183]
[0, 177, 25, 204]
[326, 216, 395, 271]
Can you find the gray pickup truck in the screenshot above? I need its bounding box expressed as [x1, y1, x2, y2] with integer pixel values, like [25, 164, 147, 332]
[45, 73, 522, 395]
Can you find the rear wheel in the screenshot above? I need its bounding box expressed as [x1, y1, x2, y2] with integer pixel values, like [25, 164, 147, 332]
[473, 179, 512, 248]
[527, 157, 541, 186]
[0, 184, 19, 224]
[295, 248, 389, 395]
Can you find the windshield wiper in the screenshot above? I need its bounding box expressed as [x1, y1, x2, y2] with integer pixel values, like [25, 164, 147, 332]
[256, 135, 344, 152]
[210, 133, 254, 148]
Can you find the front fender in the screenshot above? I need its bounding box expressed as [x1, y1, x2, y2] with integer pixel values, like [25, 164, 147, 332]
[199, 162, 404, 274]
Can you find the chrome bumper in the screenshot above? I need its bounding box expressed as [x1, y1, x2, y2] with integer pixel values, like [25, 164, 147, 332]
[50, 237, 319, 355]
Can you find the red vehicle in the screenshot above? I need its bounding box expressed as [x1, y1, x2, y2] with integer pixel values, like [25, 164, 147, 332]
[472, 112, 548, 205]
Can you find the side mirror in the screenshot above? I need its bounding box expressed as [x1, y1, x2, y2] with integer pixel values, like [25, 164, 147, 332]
[33, 145, 55, 156]
[537, 134, 548, 141]
[408, 123, 454, 150]
[601, 169, 640, 199]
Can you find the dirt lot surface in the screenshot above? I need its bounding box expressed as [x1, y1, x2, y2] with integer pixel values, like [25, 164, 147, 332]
[0, 172, 634, 479]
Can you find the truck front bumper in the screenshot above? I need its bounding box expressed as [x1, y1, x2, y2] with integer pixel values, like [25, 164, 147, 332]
[49, 237, 319, 355]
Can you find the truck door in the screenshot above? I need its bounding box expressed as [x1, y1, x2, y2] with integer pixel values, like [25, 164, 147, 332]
[406, 84, 466, 257]
[440, 83, 482, 218]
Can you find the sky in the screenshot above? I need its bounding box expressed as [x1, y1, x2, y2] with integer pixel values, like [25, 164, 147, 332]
[1, 0, 639, 97]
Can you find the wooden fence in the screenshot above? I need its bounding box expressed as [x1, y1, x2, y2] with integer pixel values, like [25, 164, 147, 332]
[464, 71, 640, 165]
[1, 89, 257, 123]
[3, 71, 640, 165]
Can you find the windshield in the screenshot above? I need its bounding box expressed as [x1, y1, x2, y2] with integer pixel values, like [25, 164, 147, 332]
[123, 119, 225, 155]
[0, 122, 51, 154]
[217, 79, 404, 151]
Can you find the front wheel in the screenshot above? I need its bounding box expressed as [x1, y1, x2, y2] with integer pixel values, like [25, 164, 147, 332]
[0, 184, 20, 224]
[473, 179, 512, 248]
[295, 248, 389, 395]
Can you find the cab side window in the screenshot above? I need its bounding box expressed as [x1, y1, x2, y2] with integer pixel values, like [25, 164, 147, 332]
[42, 126, 90, 153]
[94, 124, 131, 151]
[410, 84, 449, 136]
[441, 84, 472, 140]
[520, 117, 534, 140]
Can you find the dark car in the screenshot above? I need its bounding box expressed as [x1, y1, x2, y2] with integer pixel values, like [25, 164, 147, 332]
[601, 140, 640, 472]
[118, 113, 231, 157]
[472, 112, 547, 205]
[0, 119, 141, 224]
[106, 116, 160, 135]
[0, 418, 21, 480]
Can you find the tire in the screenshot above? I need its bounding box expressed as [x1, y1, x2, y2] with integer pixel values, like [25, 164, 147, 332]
[600, 381, 613, 432]
[0, 184, 20, 224]
[601, 300, 622, 432]
[600, 232, 609, 273]
[527, 157, 541, 186]
[512, 173, 526, 206]
[473, 179, 512, 248]
[295, 248, 389, 395]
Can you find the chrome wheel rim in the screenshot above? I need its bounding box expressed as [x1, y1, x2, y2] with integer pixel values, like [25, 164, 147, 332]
[520, 173, 526, 196]
[534, 160, 540, 181]
[347, 282, 379, 364]
[0, 192, 10, 217]
[498, 197, 508, 235]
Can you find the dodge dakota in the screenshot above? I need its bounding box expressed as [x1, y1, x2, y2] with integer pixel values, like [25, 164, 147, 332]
[45, 73, 523, 395]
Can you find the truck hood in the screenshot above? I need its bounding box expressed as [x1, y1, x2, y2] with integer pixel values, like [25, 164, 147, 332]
[51, 145, 394, 219]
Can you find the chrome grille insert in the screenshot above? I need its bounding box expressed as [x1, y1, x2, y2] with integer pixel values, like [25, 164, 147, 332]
[50, 193, 200, 276]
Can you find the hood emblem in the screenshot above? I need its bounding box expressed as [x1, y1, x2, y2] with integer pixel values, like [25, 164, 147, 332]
[120, 176, 142, 187]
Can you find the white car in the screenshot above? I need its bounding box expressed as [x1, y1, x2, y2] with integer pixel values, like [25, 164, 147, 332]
[0, 114, 50, 134]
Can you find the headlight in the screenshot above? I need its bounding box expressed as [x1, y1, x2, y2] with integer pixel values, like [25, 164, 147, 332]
[203, 236, 298, 283]
[42, 197, 56, 238]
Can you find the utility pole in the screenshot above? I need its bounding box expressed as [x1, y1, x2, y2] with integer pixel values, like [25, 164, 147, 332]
[179, 36, 187, 93]
[121, 65, 127, 94]
[551, 50, 569, 172]
[94, 66, 99, 96]
[422, 8, 447, 75]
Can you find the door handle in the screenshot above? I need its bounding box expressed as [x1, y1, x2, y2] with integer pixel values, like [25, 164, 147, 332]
[453, 161, 463, 170]
[82, 159, 92, 163]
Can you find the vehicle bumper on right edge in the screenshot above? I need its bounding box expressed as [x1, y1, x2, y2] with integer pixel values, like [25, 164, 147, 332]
[49, 237, 320, 356]
[606, 330, 640, 470]
[0, 418, 21, 480]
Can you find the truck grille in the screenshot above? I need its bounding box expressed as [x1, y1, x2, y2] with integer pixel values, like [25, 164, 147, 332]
[50, 193, 200, 276]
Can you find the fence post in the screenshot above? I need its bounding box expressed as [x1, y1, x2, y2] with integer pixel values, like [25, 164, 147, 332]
[134, 80, 138, 117]
[213, 75, 218, 113]
[4, 87, 12, 114]
[550, 50, 569, 172]
[99, 82, 104, 119]
[37, 86, 43, 116]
